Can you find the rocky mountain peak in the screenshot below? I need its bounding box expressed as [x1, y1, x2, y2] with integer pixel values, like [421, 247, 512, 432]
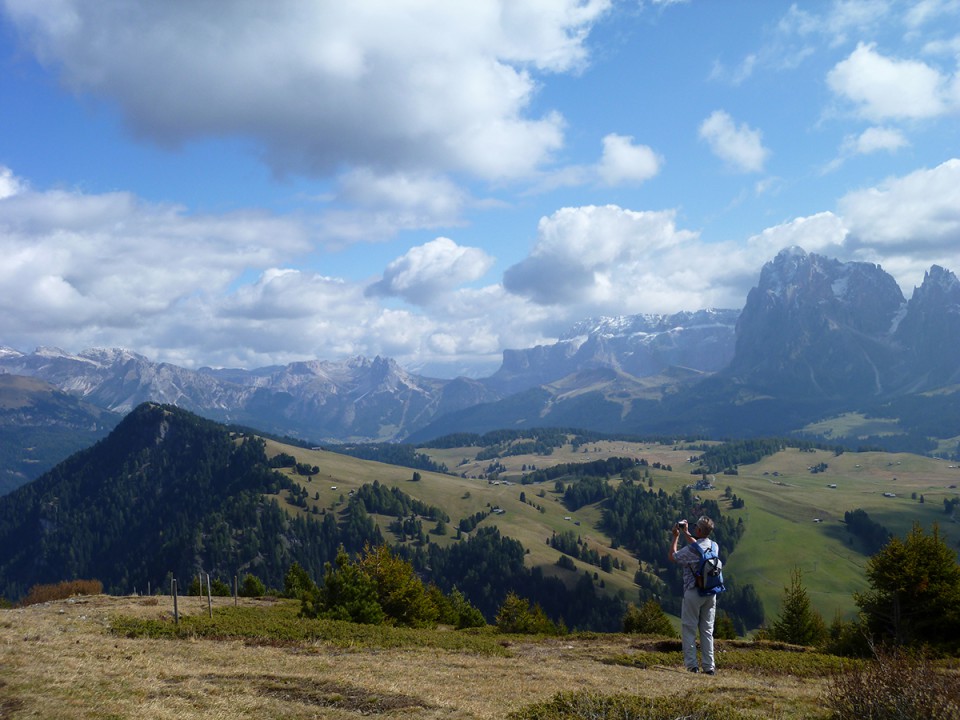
[729, 247, 905, 399]
[913, 265, 960, 301]
[891, 264, 960, 389]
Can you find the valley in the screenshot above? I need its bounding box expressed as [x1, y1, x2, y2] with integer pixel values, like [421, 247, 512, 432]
[266, 435, 960, 625]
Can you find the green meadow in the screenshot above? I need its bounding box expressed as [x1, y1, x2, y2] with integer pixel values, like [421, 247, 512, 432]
[263, 437, 960, 631]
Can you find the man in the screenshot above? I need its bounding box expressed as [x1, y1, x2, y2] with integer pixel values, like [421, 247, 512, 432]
[668, 515, 718, 674]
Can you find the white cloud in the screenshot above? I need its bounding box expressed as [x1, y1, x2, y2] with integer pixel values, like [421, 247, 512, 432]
[839, 159, 960, 253]
[848, 126, 909, 154]
[0, 166, 25, 199]
[778, 1, 891, 46]
[0, 167, 553, 374]
[748, 160, 960, 293]
[316, 169, 468, 244]
[823, 126, 910, 173]
[698, 110, 769, 173]
[597, 134, 662, 186]
[503, 205, 754, 315]
[746, 212, 849, 260]
[709, 54, 757, 85]
[0, 179, 309, 353]
[905, 0, 960, 29]
[827, 42, 952, 120]
[366, 237, 496, 306]
[3, 0, 610, 182]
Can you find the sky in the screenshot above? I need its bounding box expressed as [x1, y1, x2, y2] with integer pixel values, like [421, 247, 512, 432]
[1, 0, 959, 378]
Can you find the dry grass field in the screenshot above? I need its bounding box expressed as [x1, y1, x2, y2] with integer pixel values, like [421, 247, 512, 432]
[0, 594, 843, 720]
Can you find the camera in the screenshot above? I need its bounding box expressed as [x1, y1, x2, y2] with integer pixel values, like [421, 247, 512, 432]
[676, 519, 688, 530]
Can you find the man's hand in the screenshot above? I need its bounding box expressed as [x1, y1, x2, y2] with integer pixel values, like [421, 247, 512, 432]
[668, 524, 680, 562]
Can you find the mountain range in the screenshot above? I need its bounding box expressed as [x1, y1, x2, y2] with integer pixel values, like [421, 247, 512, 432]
[0, 309, 740, 444]
[2, 246, 959, 490]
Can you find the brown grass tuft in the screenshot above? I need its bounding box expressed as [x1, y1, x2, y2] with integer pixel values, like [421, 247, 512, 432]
[17, 579, 103, 607]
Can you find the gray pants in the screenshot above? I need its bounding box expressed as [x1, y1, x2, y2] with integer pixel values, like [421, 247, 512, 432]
[681, 588, 717, 671]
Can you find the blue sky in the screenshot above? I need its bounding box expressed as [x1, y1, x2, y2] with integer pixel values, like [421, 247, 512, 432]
[1, 0, 959, 377]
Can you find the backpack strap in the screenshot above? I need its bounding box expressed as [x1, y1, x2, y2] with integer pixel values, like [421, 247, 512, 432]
[690, 540, 714, 557]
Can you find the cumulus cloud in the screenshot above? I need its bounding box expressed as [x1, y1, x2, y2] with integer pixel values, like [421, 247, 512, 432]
[745, 212, 848, 260]
[0, 169, 309, 353]
[366, 237, 495, 305]
[529, 133, 662, 193]
[3, 0, 610, 181]
[503, 205, 755, 316]
[827, 42, 953, 120]
[597, 134, 662, 186]
[839, 159, 960, 252]
[0, 167, 553, 374]
[698, 110, 769, 173]
[0, 166, 25, 199]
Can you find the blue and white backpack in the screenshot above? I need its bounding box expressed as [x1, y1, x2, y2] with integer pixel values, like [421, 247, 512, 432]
[692, 540, 725, 596]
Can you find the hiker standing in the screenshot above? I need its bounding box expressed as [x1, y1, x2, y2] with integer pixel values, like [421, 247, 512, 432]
[668, 515, 721, 674]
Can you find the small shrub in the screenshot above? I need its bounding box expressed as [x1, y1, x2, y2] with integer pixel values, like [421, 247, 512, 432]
[19, 579, 103, 607]
[210, 578, 232, 597]
[714, 611, 738, 640]
[825, 647, 960, 720]
[284, 562, 318, 600]
[622, 600, 675, 637]
[496, 592, 562, 635]
[821, 614, 872, 658]
[110, 602, 507, 655]
[240, 573, 266, 598]
[507, 691, 752, 720]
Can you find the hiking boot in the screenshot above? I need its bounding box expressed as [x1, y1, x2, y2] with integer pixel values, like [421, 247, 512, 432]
[687, 667, 700, 673]
[703, 668, 716, 675]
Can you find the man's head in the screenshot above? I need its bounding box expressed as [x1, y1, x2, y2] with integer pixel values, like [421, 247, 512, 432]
[695, 516, 715, 537]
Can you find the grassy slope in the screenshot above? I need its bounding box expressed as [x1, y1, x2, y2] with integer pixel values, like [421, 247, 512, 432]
[1, 595, 844, 720]
[263, 438, 960, 629]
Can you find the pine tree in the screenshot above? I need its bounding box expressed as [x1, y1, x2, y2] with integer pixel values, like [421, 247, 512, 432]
[769, 568, 827, 646]
[304, 547, 385, 624]
[856, 523, 960, 648]
[283, 561, 317, 600]
[357, 543, 438, 628]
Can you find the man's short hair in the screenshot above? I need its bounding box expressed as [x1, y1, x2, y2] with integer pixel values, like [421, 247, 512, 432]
[696, 516, 715, 536]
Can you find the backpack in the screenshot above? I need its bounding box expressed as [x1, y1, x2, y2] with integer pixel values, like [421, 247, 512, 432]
[692, 540, 725, 596]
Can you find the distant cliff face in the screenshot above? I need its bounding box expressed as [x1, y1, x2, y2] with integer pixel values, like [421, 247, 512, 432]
[488, 309, 739, 395]
[726, 247, 906, 399]
[891, 264, 960, 390]
[0, 349, 500, 443]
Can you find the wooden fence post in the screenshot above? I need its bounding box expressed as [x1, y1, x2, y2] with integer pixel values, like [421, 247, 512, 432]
[234, 575, 238, 607]
[172, 578, 179, 624]
[206, 573, 213, 618]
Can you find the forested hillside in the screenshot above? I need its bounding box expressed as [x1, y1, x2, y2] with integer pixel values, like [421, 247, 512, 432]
[0, 404, 710, 631]
[0, 404, 382, 599]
